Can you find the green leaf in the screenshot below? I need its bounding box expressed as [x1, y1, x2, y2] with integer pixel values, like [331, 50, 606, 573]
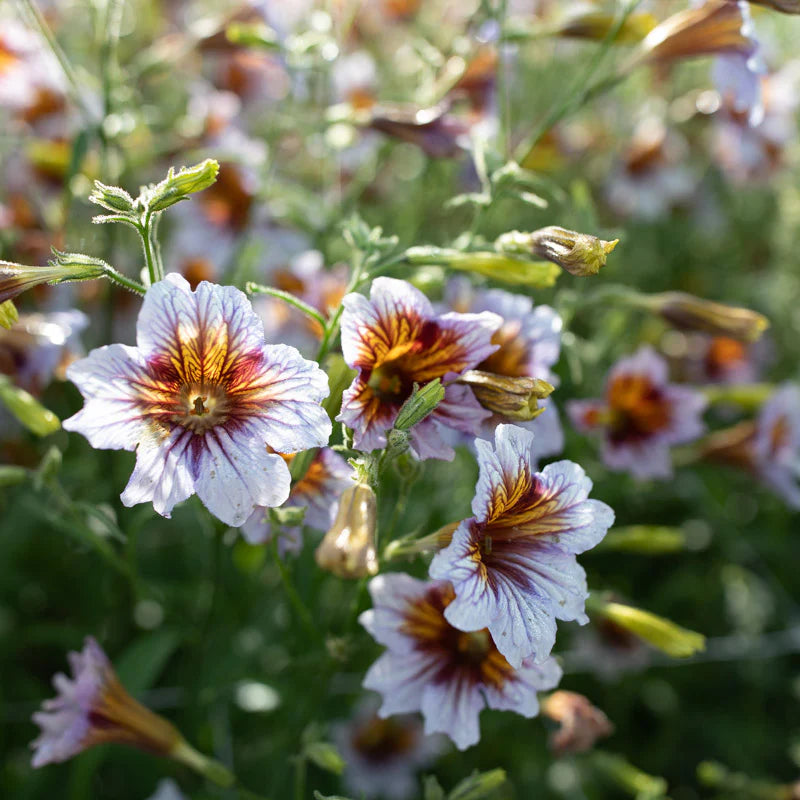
[304, 741, 346, 776]
[115, 629, 182, 694]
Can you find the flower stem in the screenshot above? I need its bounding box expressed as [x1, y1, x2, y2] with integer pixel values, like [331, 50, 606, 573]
[316, 250, 365, 361]
[246, 283, 327, 329]
[272, 537, 318, 641]
[138, 211, 163, 284]
[103, 265, 147, 295]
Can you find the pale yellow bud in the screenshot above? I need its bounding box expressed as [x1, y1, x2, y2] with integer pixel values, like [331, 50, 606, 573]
[457, 370, 554, 421]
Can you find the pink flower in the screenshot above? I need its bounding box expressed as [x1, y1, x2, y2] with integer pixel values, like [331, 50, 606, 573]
[337, 277, 501, 460]
[63, 274, 331, 526]
[567, 347, 706, 479]
[360, 573, 561, 750]
[429, 424, 614, 668]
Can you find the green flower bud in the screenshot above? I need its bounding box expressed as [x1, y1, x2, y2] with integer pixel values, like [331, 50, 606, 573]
[145, 159, 220, 212]
[599, 526, 687, 554]
[304, 741, 346, 776]
[394, 379, 445, 431]
[0, 252, 107, 305]
[0, 375, 60, 436]
[88, 181, 136, 213]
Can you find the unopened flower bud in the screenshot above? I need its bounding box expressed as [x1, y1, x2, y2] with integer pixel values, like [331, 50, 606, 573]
[394, 379, 445, 431]
[88, 181, 136, 213]
[145, 159, 220, 212]
[588, 597, 705, 658]
[457, 370, 554, 421]
[599, 525, 687, 554]
[505, 226, 619, 277]
[405, 246, 560, 288]
[0, 375, 60, 436]
[315, 484, 378, 579]
[628, 0, 757, 69]
[0, 252, 107, 304]
[554, 10, 657, 42]
[0, 299, 18, 330]
[643, 291, 768, 342]
[541, 691, 614, 756]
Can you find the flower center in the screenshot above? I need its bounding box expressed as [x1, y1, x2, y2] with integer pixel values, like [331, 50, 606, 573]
[606, 374, 670, 442]
[178, 383, 229, 432]
[367, 362, 412, 403]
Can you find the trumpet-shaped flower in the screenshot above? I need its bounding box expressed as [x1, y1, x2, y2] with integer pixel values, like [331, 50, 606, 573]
[360, 573, 562, 750]
[337, 277, 501, 459]
[31, 637, 181, 767]
[429, 424, 614, 668]
[63, 274, 331, 526]
[567, 347, 706, 479]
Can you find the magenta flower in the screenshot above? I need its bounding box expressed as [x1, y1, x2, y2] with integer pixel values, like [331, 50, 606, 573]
[31, 637, 181, 767]
[429, 424, 613, 668]
[567, 346, 706, 479]
[445, 278, 564, 458]
[63, 274, 331, 526]
[241, 447, 355, 553]
[337, 277, 501, 460]
[360, 573, 561, 750]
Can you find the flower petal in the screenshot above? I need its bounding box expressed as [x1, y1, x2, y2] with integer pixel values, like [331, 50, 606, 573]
[420, 679, 484, 750]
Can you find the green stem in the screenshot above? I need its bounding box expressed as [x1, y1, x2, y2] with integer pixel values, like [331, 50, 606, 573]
[293, 755, 306, 800]
[272, 537, 318, 641]
[138, 211, 163, 284]
[246, 283, 327, 330]
[316, 250, 365, 361]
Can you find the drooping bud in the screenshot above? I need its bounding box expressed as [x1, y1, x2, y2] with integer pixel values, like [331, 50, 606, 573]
[541, 691, 614, 756]
[497, 227, 619, 277]
[628, 0, 757, 68]
[315, 484, 379, 579]
[144, 159, 220, 212]
[641, 291, 768, 342]
[405, 246, 560, 288]
[456, 370, 554, 421]
[0, 252, 107, 304]
[587, 596, 706, 658]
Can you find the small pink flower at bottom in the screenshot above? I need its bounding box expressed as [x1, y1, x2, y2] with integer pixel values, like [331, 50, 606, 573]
[567, 346, 706, 479]
[31, 637, 181, 767]
[333, 696, 445, 800]
[337, 277, 501, 460]
[429, 424, 614, 668]
[359, 573, 562, 751]
[63, 274, 331, 526]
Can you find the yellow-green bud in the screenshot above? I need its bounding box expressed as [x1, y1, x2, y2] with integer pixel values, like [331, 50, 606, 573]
[457, 370, 554, 421]
[0, 300, 18, 329]
[303, 741, 346, 776]
[0, 375, 60, 436]
[394, 379, 445, 430]
[315, 484, 379, 579]
[89, 181, 136, 213]
[405, 246, 560, 288]
[599, 525, 687, 554]
[0, 252, 107, 305]
[588, 596, 706, 657]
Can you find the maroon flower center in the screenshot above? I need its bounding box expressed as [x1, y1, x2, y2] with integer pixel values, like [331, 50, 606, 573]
[606, 373, 671, 443]
[351, 716, 419, 764]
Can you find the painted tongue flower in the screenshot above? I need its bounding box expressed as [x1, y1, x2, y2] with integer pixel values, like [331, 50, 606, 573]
[567, 346, 707, 479]
[63, 274, 331, 526]
[360, 573, 562, 751]
[429, 424, 614, 668]
[31, 637, 182, 767]
[337, 277, 501, 460]
[333, 696, 445, 800]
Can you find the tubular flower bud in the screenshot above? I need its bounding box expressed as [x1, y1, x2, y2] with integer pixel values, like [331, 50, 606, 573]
[144, 159, 221, 212]
[541, 691, 614, 756]
[554, 10, 657, 42]
[456, 370, 554, 421]
[588, 598, 706, 658]
[642, 291, 768, 342]
[0, 255, 106, 304]
[31, 637, 182, 766]
[315, 483, 379, 579]
[498, 228, 619, 277]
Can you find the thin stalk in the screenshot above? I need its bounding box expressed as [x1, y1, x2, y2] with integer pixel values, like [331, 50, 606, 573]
[138, 211, 163, 284]
[103, 265, 147, 295]
[272, 537, 318, 641]
[316, 250, 365, 361]
[246, 283, 327, 330]
[293, 755, 306, 800]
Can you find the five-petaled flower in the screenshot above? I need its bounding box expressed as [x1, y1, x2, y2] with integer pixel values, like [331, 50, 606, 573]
[567, 346, 707, 479]
[337, 277, 501, 460]
[429, 424, 614, 668]
[360, 573, 561, 750]
[31, 637, 181, 767]
[63, 274, 331, 526]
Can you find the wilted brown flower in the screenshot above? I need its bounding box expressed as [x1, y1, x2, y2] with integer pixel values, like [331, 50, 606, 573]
[456, 369, 554, 421]
[542, 691, 614, 756]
